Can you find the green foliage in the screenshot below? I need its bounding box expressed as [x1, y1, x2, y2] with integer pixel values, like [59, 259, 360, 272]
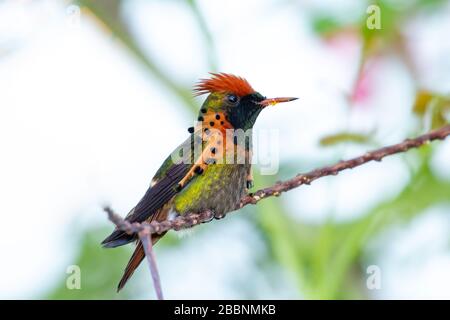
[46, 227, 134, 299]
[44, 223, 184, 299]
[311, 15, 349, 36]
[254, 149, 450, 299]
[319, 132, 375, 147]
[413, 91, 450, 129]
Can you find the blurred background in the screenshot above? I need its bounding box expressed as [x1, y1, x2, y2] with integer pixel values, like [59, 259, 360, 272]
[0, 0, 449, 299]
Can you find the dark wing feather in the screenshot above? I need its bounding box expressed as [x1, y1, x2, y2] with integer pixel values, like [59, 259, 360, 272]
[101, 135, 198, 248]
[128, 162, 189, 223]
[101, 162, 190, 247]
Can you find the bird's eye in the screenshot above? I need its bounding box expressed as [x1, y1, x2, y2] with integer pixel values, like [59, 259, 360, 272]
[227, 94, 238, 104]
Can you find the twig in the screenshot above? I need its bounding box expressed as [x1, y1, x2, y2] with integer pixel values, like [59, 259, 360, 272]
[240, 124, 450, 206]
[104, 206, 214, 235]
[105, 124, 450, 236]
[104, 124, 450, 300]
[138, 229, 164, 300]
[103, 206, 214, 300]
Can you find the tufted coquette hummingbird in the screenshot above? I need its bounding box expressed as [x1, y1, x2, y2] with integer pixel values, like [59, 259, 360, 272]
[102, 73, 297, 291]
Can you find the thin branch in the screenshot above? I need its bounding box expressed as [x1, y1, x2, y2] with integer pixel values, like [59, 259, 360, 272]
[104, 206, 213, 236]
[104, 124, 450, 300]
[138, 229, 164, 300]
[105, 124, 450, 236]
[240, 124, 450, 207]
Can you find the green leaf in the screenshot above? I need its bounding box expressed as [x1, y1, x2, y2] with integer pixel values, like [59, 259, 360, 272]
[311, 15, 346, 36]
[413, 90, 435, 115]
[319, 132, 374, 147]
[413, 91, 450, 129]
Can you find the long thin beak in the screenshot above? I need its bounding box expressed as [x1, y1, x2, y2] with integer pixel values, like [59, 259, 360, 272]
[259, 97, 298, 107]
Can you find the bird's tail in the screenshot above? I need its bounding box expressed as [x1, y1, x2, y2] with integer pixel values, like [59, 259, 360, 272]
[101, 229, 135, 248]
[117, 232, 166, 292]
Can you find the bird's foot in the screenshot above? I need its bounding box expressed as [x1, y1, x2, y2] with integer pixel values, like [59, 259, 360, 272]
[214, 213, 226, 220]
[201, 210, 215, 223]
[200, 210, 226, 222]
[214, 211, 226, 220]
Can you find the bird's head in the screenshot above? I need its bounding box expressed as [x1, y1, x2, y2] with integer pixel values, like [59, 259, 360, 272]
[193, 73, 297, 131]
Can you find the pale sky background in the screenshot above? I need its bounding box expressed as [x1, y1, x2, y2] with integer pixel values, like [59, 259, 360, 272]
[0, 0, 449, 299]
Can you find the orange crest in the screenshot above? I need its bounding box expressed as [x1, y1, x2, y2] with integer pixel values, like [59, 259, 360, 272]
[194, 73, 255, 97]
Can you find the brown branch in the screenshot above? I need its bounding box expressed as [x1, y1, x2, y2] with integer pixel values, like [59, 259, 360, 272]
[104, 206, 214, 236]
[240, 124, 450, 207]
[138, 229, 164, 300]
[105, 124, 450, 236]
[104, 124, 450, 300]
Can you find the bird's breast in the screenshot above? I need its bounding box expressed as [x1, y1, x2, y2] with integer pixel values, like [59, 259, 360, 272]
[173, 164, 249, 216]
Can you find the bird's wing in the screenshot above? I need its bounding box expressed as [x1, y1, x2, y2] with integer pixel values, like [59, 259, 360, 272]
[101, 135, 205, 247]
[126, 161, 190, 223]
[126, 132, 209, 223]
[101, 159, 190, 247]
[129, 129, 224, 222]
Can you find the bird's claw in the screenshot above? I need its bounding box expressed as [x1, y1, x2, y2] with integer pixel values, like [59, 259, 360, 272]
[214, 213, 226, 220]
[201, 210, 215, 223]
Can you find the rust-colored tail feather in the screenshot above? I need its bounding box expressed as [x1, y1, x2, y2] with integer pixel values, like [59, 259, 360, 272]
[117, 233, 165, 292]
[116, 202, 172, 292]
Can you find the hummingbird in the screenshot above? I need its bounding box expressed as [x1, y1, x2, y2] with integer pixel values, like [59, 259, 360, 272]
[102, 73, 297, 291]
